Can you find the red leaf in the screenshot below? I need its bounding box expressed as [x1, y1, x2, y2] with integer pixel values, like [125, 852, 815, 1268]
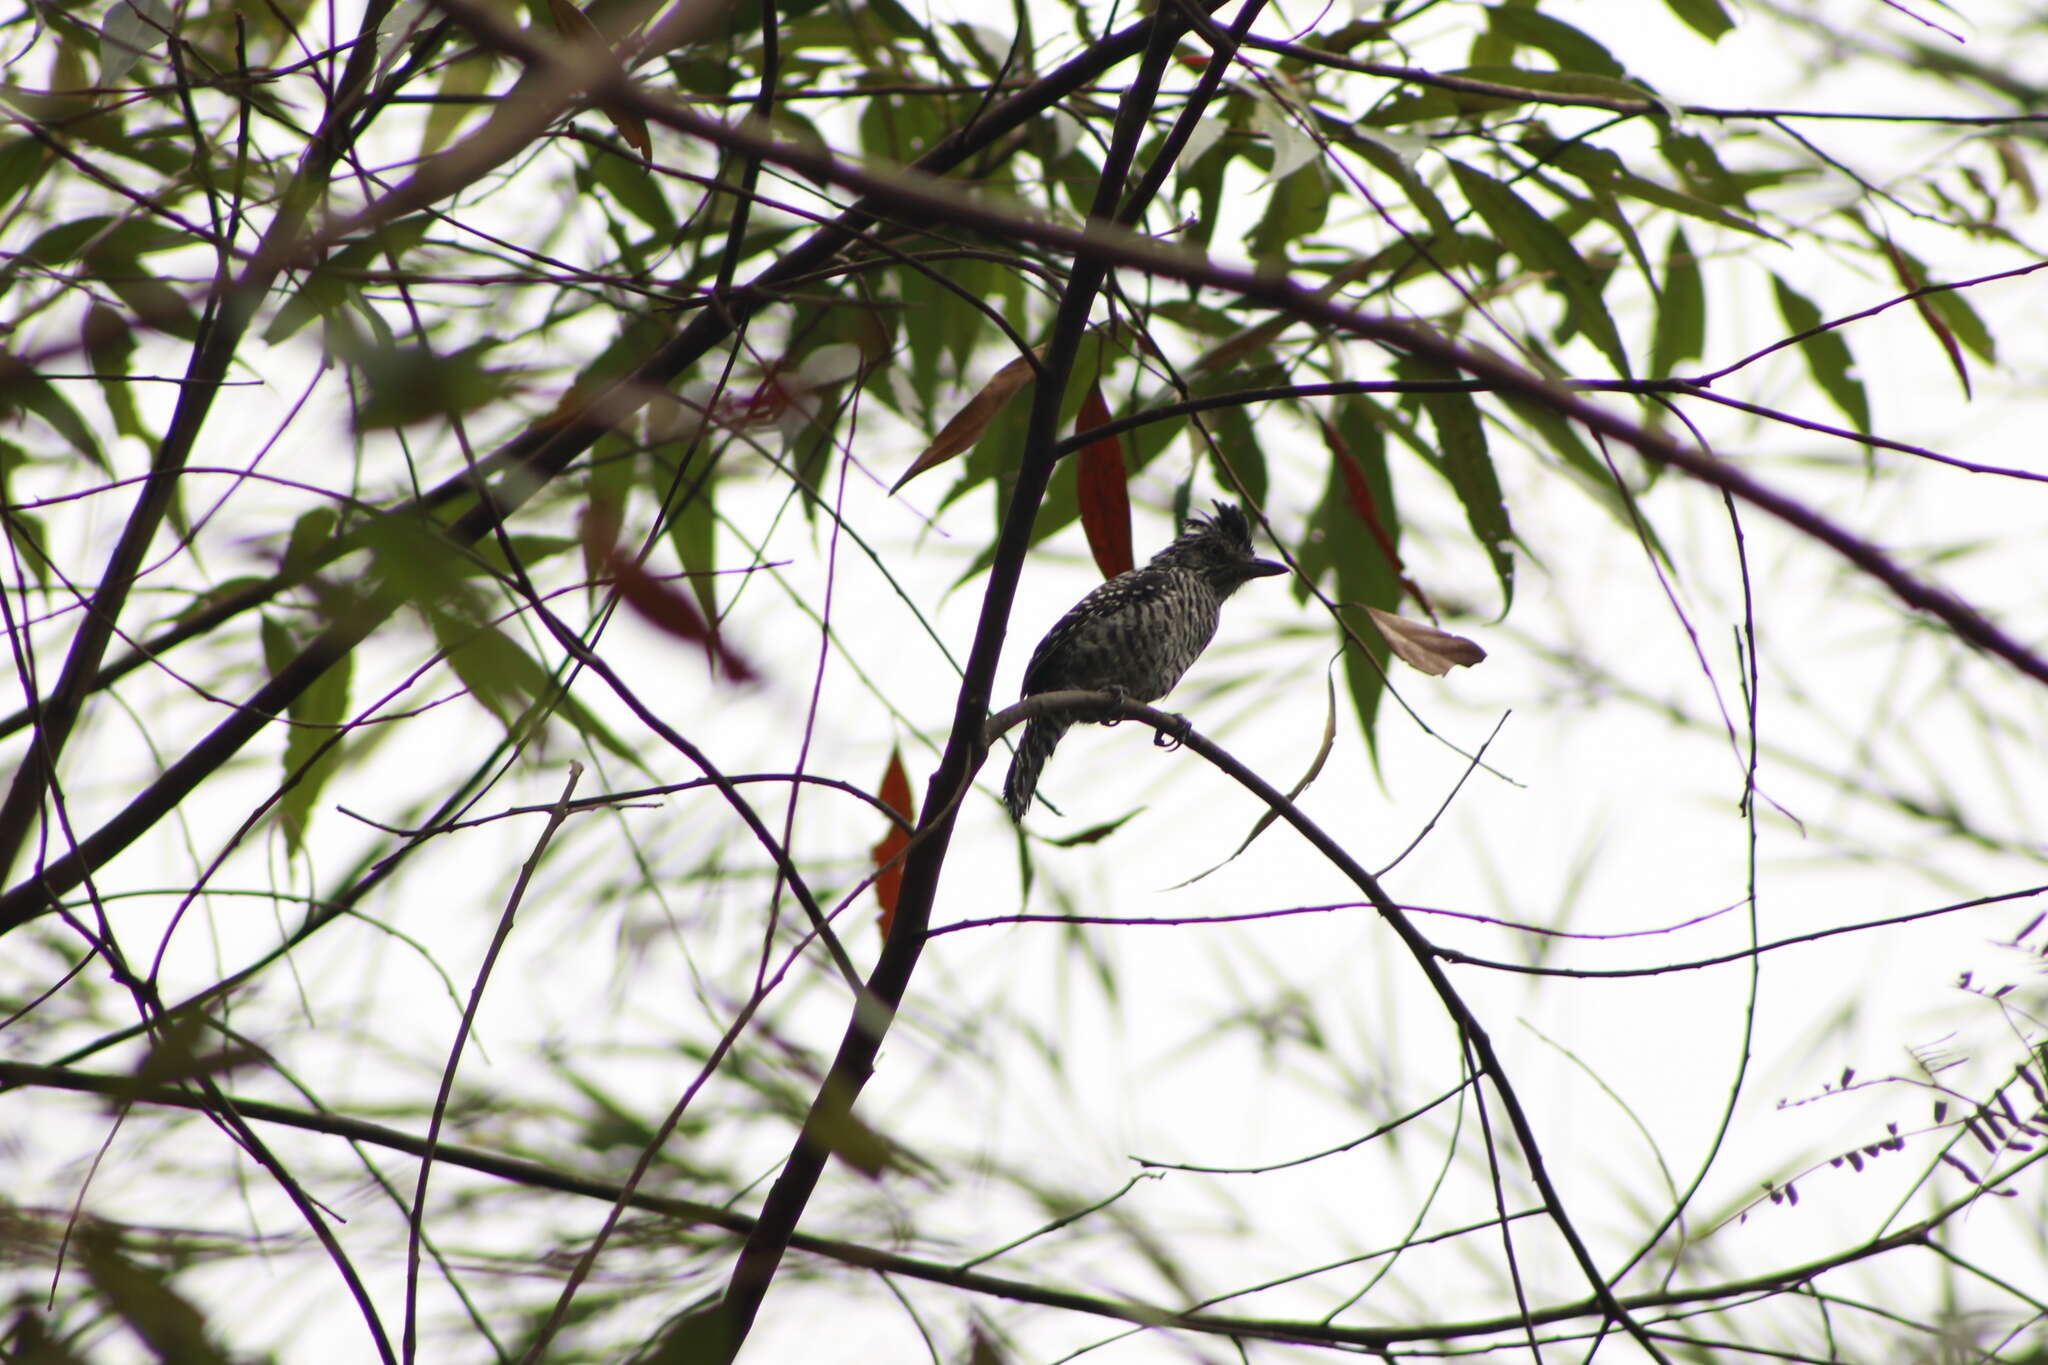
[579, 501, 758, 683]
[1321, 417, 1431, 614]
[1075, 384, 1132, 579]
[871, 747, 916, 938]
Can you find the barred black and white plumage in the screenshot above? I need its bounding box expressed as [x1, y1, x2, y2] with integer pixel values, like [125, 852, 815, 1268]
[1001, 501, 1286, 821]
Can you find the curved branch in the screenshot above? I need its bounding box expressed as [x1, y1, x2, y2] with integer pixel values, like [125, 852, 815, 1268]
[985, 690, 1668, 1358]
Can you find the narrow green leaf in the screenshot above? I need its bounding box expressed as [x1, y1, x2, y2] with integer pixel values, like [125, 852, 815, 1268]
[1651, 224, 1705, 375]
[83, 303, 148, 443]
[661, 460, 719, 623]
[1202, 401, 1267, 511]
[1498, 391, 1673, 565]
[283, 507, 340, 577]
[266, 218, 432, 343]
[1445, 66, 1657, 109]
[93, 250, 200, 339]
[420, 53, 494, 157]
[1320, 400, 1398, 768]
[1608, 169, 1775, 240]
[1524, 130, 1775, 240]
[1344, 133, 1458, 243]
[1486, 8, 1626, 77]
[1449, 160, 1629, 374]
[0, 138, 47, 213]
[8, 372, 105, 469]
[1663, 0, 1735, 40]
[1770, 275, 1870, 433]
[77, 1225, 235, 1365]
[1658, 130, 1751, 209]
[1406, 367, 1513, 614]
[1909, 266, 1996, 363]
[585, 142, 675, 235]
[352, 341, 518, 430]
[262, 613, 353, 858]
[1247, 164, 1329, 264]
[425, 606, 537, 731]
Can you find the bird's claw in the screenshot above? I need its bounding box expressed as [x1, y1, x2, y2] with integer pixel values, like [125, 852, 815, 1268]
[1153, 713, 1191, 750]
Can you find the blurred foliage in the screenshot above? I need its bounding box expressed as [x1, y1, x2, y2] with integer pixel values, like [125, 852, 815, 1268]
[3, 0, 2048, 1359]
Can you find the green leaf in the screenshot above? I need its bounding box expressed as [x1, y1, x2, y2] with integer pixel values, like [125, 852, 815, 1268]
[1914, 272, 1997, 363]
[469, 534, 581, 580]
[584, 141, 675, 235]
[424, 605, 543, 732]
[1770, 275, 1869, 433]
[1485, 8, 1625, 77]
[1658, 130, 1751, 210]
[6, 372, 105, 469]
[661, 458, 720, 623]
[1606, 168, 1775, 240]
[352, 341, 518, 430]
[1433, 66, 1659, 114]
[93, 251, 200, 339]
[283, 507, 340, 576]
[0, 138, 47, 213]
[1663, 0, 1735, 40]
[1343, 132, 1458, 243]
[1449, 160, 1629, 373]
[83, 303, 148, 444]
[1316, 399, 1399, 767]
[1651, 224, 1705, 376]
[1401, 362, 1513, 614]
[1498, 391, 1672, 564]
[413, 587, 639, 765]
[77, 1225, 235, 1365]
[266, 217, 432, 344]
[262, 612, 353, 858]
[1202, 399, 1267, 511]
[1522, 131, 1775, 240]
[1247, 162, 1330, 264]
[1362, 85, 1460, 127]
[420, 53, 494, 157]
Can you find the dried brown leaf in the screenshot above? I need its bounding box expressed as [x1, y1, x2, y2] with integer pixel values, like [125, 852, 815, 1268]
[893, 349, 1038, 491]
[1366, 606, 1486, 676]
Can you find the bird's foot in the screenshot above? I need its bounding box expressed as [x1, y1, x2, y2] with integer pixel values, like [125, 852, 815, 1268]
[1096, 684, 1130, 726]
[1153, 712, 1191, 750]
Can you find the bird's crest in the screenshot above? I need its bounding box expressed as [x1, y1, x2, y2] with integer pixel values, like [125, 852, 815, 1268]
[1154, 500, 1256, 564]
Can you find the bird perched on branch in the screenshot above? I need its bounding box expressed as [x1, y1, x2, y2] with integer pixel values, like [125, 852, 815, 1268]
[1002, 501, 1286, 821]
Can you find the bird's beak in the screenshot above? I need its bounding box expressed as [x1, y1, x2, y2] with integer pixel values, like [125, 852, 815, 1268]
[1246, 558, 1287, 579]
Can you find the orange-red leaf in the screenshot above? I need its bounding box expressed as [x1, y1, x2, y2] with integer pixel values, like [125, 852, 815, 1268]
[1075, 383, 1132, 579]
[894, 349, 1039, 491]
[871, 747, 916, 937]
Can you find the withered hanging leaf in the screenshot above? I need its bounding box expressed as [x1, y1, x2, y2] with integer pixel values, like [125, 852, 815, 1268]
[1366, 606, 1486, 676]
[871, 746, 916, 938]
[893, 349, 1039, 491]
[1168, 670, 1338, 889]
[1075, 382, 1132, 578]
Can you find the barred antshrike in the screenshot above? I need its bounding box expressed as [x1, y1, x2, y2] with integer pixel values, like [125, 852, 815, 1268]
[1002, 501, 1286, 821]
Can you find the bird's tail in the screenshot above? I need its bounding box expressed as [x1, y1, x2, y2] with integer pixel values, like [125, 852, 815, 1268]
[1002, 716, 1071, 821]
